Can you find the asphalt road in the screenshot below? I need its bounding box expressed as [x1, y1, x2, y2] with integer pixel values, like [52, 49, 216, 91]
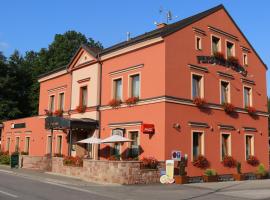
[1, 169, 270, 200]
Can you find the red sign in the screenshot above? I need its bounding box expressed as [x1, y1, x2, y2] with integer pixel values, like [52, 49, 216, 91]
[141, 124, 155, 134]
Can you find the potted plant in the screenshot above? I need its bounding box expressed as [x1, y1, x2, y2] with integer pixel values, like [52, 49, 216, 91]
[203, 169, 218, 182]
[192, 155, 210, 169]
[227, 56, 239, 66]
[193, 97, 206, 108]
[76, 105, 86, 113]
[53, 109, 63, 117]
[222, 156, 237, 168]
[222, 102, 235, 114]
[246, 106, 256, 116]
[174, 158, 189, 184]
[256, 164, 268, 179]
[108, 99, 122, 108]
[247, 155, 259, 167]
[233, 162, 245, 181]
[125, 97, 139, 105]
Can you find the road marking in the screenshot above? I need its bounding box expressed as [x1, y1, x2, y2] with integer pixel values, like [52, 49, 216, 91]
[0, 190, 18, 198]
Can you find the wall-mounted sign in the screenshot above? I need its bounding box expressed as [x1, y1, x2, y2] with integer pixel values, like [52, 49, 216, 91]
[112, 128, 125, 137]
[141, 124, 155, 134]
[171, 150, 181, 161]
[11, 123, 26, 129]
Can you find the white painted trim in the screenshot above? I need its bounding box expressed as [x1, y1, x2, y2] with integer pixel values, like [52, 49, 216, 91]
[225, 39, 235, 59]
[195, 35, 202, 50]
[191, 130, 205, 161]
[111, 76, 123, 101]
[211, 34, 222, 55]
[244, 134, 254, 160]
[48, 94, 56, 112]
[243, 53, 248, 66]
[15, 136, 20, 151]
[24, 136, 31, 153]
[220, 132, 232, 161]
[109, 64, 143, 76]
[219, 79, 231, 104]
[55, 134, 63, 154]
[127, 129, 140, 157]
[57, 92, 65, 111]
[191, 72, 204, 99]
[38, 70, 67, 83]
[128, 72, 141, 98]
[46, 135, 52, 154]
[243, 85, 253, 108]
[47, 85, 67, 93]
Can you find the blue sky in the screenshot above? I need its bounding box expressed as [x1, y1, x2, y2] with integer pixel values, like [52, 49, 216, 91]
[1, 0, 270, 94]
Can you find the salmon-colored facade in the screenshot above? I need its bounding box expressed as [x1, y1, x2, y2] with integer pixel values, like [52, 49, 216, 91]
[0, 5, 268, 176]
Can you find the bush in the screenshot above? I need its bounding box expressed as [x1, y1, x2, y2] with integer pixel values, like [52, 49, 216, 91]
[222, 156, 237, 168]
[204, 169, 217, 176]
[63, 156, 83, 167]
[0, 155, 10, 165]
[140, 157, 159, 169]
[192, 155, 210, 169]
[257, 164, 267, 176]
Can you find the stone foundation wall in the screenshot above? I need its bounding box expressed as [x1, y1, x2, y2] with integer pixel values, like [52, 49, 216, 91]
[20, 155, 51, 171]
[52, 157, 160, 184]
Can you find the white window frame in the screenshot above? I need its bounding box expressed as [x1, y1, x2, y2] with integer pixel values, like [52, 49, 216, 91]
[191, 72, 204, 99]
[6, 137, 11, 152]
[46, 135, 52, 154]
[225, 39, 235, 58]
[127, 129, 140, 157]
[128, 72, 141, 98]
[243, 85, 253, 108]
[58, 92, 65, 111]
[243, 53, 248, 66]
[48, 94, 55, 112]
[220, 132, 232, 161]
[211, 34, 221, 55]
[191, 130, 205, 161]
[24, 136, 31, 153]
[55, 134, 63, 154]
[219, 79, 231, 104]
[15, 136, 20, 152]
[195, 35, 202, 50]
[245, 134, 254, 160]
[111, 76, 123, 100]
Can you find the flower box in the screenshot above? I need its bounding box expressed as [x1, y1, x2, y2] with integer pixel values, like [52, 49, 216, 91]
[54, 109, 63, 117]
[192, 155, 209, 169]
[174, 175, 188, 184]
[233, 174, 245, 181]
[213, 52, 226, 62]
[193, 97, 205, 107]
[108, 99, 122, 108]
[125, 97, 139, 105]
[246, 106, 256, 115]
[222, 156, 237, 168]
[247, 155, 259, 166]
[222, 103, 235, 114]
[76, 105, 86, 113]
[227, 56, 239, 66]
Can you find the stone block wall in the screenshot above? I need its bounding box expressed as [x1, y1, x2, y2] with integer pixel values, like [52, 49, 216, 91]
[52, 157, 160, 184]
[20, 155, 51, 171]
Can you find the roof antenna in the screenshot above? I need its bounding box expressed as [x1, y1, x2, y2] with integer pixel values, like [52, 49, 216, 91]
[154, 7, 178, 25]
[126, 32, 131, 41]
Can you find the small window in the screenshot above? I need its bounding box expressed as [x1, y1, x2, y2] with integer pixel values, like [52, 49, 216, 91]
[113, 78, 122, 100]
[221, 134, 231, 160]
[130, 74, 140, 98]
[244, 86, 252, 107]
[15, 137, 20, 152]
[212, 36, 221, 54]
[192, 74, 203, 99]
[49, 95, 55, 112]
[226, 41, 235, 58]
[245, 135, 254, 160]
[25, 137, 30, 154]
[6, 138, 10, 152]
[243, 53, 248, 66]
[80, 86, 88, 107]
[221, 81, 230, 104]
[58, 93, 64, 111]
[192, 131, 203, 160]
[195, 36, 202, 50]
[129, 131, 140, 158]
[47, 136, 52, 154]
[56, 135, 62, 154]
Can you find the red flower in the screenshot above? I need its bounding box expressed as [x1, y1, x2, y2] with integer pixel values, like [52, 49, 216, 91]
[227, 56, 239, 66]
[108, 99, 122, 108]
[53, 109, 63, 117]
[222, 156, 237, 168]
[193, 97, 206, 107]
[76, 105, 86, 113]
[192, 155, 210, 169]
[140, 157, 159, 169]
[125, 97, 139, 105]
[223, 103, 235, 113]
[247, 155, 260, 166]
[44, 109, 52, 116]
[246, 106, 256, 115]
[213, 52, 225, 61]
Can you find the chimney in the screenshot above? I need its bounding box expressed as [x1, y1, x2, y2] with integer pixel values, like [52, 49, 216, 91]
[156, 23, 167, 29]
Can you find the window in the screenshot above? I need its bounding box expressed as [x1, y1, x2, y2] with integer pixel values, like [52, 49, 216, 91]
[192, 131, 204, 160]
[245, 135, 254, 159]
[221, 134, 231, 160]
[6, 138, 10, 152]
[195, 36, 202, 50]
[130, 74, 140, 98]
[25, 137, 30, 154]
[47, 136, 52, 154]
[58, 93, 64, 111]
[15, 137, 20, 152]
[226, 41, 235, 58]
[80, 86, 88, 107]
[113, 78, 122, 100]
[212, 36, 221, 54]
[221, 81, 230, 104]
[244, 86, 252, 107]
[56, 135, 62, 154]
[129, 131, 140, 158]
[49, 95, 55, 112]
[243, 53, 248, 66]
[192, 74, 203, 99]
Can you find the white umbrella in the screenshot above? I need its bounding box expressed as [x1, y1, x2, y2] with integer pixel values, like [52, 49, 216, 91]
[77, 136, 102, 144]
[101, 135, 133, 143]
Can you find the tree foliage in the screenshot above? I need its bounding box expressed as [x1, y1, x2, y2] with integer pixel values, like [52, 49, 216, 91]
[0, 31, 103, 121]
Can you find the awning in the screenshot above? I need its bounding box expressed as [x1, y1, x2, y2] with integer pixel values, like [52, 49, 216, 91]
[45, 116, 98, 130]
[101, 135, 133, 143]
[77, 136, 102, 144]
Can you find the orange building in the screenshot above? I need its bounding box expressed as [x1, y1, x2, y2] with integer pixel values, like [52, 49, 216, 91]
[0, 4, 268, 176]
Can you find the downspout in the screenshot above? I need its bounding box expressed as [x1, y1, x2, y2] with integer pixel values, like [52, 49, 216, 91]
[97, 52, 103, 159]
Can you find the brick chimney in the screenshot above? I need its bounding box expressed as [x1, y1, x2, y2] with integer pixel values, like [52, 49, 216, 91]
[156, 23, 167, 29]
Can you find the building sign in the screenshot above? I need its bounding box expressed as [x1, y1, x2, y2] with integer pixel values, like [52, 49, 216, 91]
[171, 150, 181, 161]
[11, 123, 26, 129]
[112, 128, 125, 137]
[141, 124, 155, 134]
[197, 56, 247, 77]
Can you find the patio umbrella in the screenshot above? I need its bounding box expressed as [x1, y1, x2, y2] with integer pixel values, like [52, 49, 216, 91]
[77, 136, 102, 144]
[101, 135, 133, 143]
